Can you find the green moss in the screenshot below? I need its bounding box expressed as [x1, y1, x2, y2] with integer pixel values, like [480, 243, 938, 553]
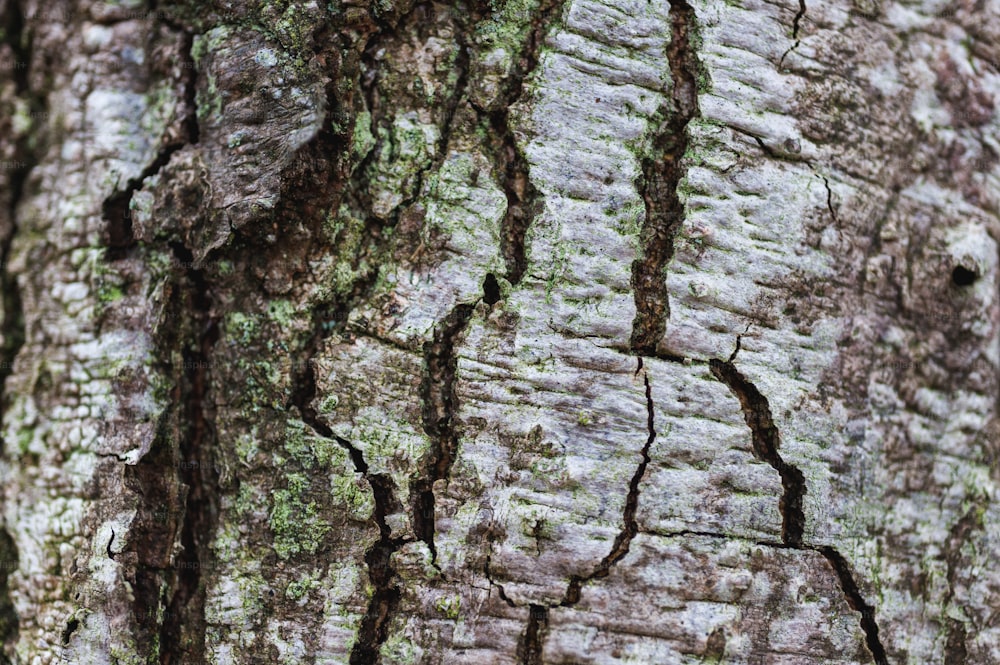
[331, 470, 374, 522]
[380, 631, 419, 665]
[235, 481, 266, 517]
[225, 311, 258, 345]
[16, 427, 32, 455]
[270, 473, 331, 560]
[352, 110, 376, 163]
[97, 284, 124, 303]
[283, 420, 314, 469]
[285, 571, 321, 600]
[267, 299, 297, 326]
[192, 27, 230, 124]
[475, 0, 542, 51]
[434, 595, 461, 620]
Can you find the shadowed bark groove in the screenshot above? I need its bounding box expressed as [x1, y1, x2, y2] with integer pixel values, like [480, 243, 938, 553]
[560, 357, 656, 606]
[414, 302, 477, 559]
[1, 2, 37, 658]
[484, 551, 516, 608]
[348, 463, 407, 665]
[708, 357, 805, 546]
[818, 547, 889, 665]
[710, 354, 889, 664]
[289, 332, 408, 665]
[103, 25, 216, 661]
[630, 0, 701, 355]
[486, 0, 565, 286]
[517, 604, 548, 665]
[157, 244, 220, 665]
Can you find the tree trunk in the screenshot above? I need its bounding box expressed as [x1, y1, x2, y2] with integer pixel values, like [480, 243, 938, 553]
[1, 0, 999, 663]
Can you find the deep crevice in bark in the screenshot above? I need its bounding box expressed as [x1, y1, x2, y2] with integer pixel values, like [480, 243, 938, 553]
[709, 357, 805, 546]
[414, 302, 477, 561]
[0, 0, 30, 94]
[287, 347, 407, 665]
[484, 550, 516, 608]
[348, 471, 407, 665]
[630, 0, 701, 355]
[0, 1, 36, 654]
[710, 351, 889, 665]
[156, 243, 220, 665]
[818, 546, 889, 665]
[0, 530, 17, 663]
[944, 619, 968, 665]
[560, 357, 655, 605]
[819, 173, 839, 224]
[481, 0, 564, 286]
[517, 604, 548, 665]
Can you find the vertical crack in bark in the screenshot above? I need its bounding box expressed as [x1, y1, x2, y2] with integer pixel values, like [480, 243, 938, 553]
[0, 0, 29, 94]
[710, 351, 889, 664]
[517, 604, 548, 665]
[156, 244, 220, 665]
[287, 311, 407, 665]
[0, 0, 36, 655]
[348, 461, 406, 665]
[414, 302, 477, 561]
[107, 24, 214, 662]
[819, 173, 839, 224]
[778, 0, 807, 69]
[817, 546, 889, 665]
[708, 358, 805, 546]
[0, 123, 25, 665]
[486, 0, 565, 285]
[630, 0, 701, 355]
[561, 357, 656, 605]
[484, 550, 516, 608]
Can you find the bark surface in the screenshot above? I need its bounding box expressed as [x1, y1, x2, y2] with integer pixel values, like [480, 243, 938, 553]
[1, 0, 1000, 663]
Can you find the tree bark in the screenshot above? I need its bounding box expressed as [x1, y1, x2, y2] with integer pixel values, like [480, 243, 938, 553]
[1, 0, 1000, 663]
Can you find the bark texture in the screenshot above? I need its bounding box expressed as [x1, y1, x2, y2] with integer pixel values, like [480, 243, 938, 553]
[1, 0, 1000, 663]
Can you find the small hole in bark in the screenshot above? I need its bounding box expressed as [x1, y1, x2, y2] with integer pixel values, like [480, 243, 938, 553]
[952, 265, 978, 287]
[483, 273, 501, 305]
[62, 618, 79, 645]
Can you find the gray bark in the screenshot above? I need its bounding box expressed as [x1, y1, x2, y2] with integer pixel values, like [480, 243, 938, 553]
[1, 0, 999, 663]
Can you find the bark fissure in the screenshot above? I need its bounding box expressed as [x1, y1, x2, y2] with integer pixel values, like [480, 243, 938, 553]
[286, 319, 409, 665]
[818, 546, 889, 665]
[819, 173, 839, 224]
[0, 0, 30, 94]
[0, 1, 36, 655]
[517, 604, 548, 665]
[710, 351, 889, 664]
[103, 23, 212, 661]
[560, 357, 656, 606]
[348, 471, 407, 665]
[482, 0, 566, 286]
[709, 357, 805, 546]
[778, 0, 807, 69]
[630, 0, 702, 355]
[484, 551, 516, 608]
[157, 243, 220, 665]
[415, 302, 477, 560]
